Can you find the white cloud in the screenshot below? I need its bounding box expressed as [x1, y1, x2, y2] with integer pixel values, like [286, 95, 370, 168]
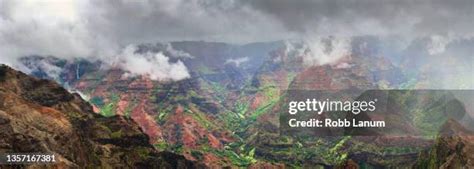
[0, 0, 197, 81]
[225, 57, 249, 67]
[35, 59, 63, 80]
[164, 43, 193, 59]
[115, 45, 190, 81]
[301, 37, 352, 66]
[279, 38, 352, 67]
[427, 35, 453, 55]
[0, 0, 118, 66]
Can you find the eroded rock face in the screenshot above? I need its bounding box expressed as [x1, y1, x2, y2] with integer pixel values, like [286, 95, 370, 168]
[0, 65, 203, 168]
[414, 119, 474, 168]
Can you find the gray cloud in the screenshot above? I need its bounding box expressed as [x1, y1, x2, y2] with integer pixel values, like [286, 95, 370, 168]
[244, 0, 474, 37]
[82, 0, 289, 44]
[0, 0, 472, 77]
[81, 0, 474, 43]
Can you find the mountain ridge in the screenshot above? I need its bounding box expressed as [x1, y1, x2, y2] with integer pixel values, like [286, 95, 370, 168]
[0, 64, 204, 168]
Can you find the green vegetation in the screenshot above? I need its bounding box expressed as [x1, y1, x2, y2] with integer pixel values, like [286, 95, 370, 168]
[110, 93, 120, 102]
[187, 108, 214, 129]
[80, 63, 453, 168]
[89, 93, 120, 118]
[322, 136, 350, 165]
[156, 111, 168, 124]
[235, 101, 249, 119]
[100, 102, 115, 117]
[202, 144, 257, 167]
[209, 81, 227, 102]
[154, 141, 169, 151]
[221, 82, 280, 133]
[110, 130, 123, 138]
[135, 147, 150, 159]
[249, 99, 277, 121]
[249, 83, 279, 120]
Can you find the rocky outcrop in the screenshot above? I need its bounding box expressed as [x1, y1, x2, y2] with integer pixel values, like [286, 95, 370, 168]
[414, 119, 474, 168]
[0, 65, 203, 168]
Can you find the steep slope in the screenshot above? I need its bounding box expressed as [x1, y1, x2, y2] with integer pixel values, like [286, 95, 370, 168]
[14, 40, 472, 168]
[238, 41, 469, 167]
[414, 119, 474, 168]
[0, 65, 202, 168]
[17, 42, 284, 167]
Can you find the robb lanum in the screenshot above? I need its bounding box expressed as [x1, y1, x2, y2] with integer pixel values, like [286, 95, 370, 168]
[287, 99, 386, 128]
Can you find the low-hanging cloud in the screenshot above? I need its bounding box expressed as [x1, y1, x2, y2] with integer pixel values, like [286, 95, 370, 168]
[427, 35, 455, 55]
[225, 57, 249, 67]
[0, 0, 118, 68]
[279, 38, 352, 67]
[116, 45, 190, 81]
[303, 37, 352, 66]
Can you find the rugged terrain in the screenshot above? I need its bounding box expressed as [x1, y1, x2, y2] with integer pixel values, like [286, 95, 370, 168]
[415, 119, 474, 168]
[13, 39, 474, 168]
[0, 65, 202, 168]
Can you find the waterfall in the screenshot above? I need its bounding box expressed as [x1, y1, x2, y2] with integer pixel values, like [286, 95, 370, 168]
[76, 63, 80, 80]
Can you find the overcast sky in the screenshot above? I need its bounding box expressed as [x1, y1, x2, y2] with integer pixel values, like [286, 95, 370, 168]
[1, 0, 473, 57]
[0, 0, 473, 80]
